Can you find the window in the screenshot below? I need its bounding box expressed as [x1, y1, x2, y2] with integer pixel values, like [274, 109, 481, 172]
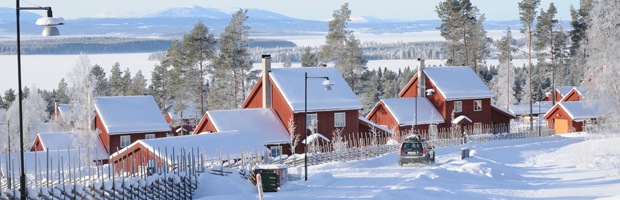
[271, 146, 282, 157]
[454, 101, 462, 113]
[474, 100, 482, 111]
[334, 112, 346, 128]
[429, 124, 438, 138]
[473, 123, 482, 134]
[120, 135, 131, 148]
[145, 134, 155, 140]
[306, 113, 318, 129]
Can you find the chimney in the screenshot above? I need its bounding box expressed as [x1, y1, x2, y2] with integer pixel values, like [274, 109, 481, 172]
[262, 55, 272, 108]
[417, 58, 425, 98]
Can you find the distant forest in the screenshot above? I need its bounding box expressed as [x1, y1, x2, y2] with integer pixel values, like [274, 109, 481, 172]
[0, 37, 297, 55]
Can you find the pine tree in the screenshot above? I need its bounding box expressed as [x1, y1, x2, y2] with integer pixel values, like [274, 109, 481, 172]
[436, 0, 462, 66]
[283, 55, 292, 68]
[494, 27, 518, 111]
[90, 64, 108, 96]
[319, 3, 352, 64]
[552, 23, 570, 90]
[467, 9, 492, 73]
[182, 19, 217, 115]
[3, 89, 16, 107]
[569, 0, 594, 57]
[22, 86, 30, 99]
[121, 68, 132, 95]
[301, 47, 318, 67]
[210, 9, 252, 110]
[56, 78, 69, 104]
[150, 64, 171, 114]
[129, 70, 147, 96]
[518, 0, 540, 131]
[107, 62, 123, 96]
[534, 2, 558, 104]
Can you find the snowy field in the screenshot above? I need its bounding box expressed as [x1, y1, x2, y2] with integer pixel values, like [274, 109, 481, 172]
[194, 133, 620, 200]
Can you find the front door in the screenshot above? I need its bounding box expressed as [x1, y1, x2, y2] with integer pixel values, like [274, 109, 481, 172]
[554, 119, 569, 134]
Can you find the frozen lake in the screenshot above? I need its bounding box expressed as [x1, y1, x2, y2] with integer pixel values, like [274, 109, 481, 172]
[0, 53, 539, 93]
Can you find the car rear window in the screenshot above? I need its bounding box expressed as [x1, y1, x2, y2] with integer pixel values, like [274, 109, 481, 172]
[402, 143, 422, 151]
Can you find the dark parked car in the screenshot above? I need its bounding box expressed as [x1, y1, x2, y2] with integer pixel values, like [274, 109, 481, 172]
[398, 135, 435, 166]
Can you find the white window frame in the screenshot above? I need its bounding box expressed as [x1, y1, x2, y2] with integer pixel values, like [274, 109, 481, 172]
[271, 146, 282, 157]
[454, 101, 462, 113]
[145, 134, 155, 140]
[306, 113, 318, 129]
[474, 100, 482, 112]
[120, 135, 131, 148]
[334, 112, 346, 128]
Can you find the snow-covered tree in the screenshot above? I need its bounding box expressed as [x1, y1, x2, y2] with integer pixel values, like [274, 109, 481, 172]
[4, 85, 48, 152]
[301, 47, 318, 67]
[582, 0, 620, 130]
[107, 62, 123, 96]
[283, 55, 292, 68]
[128, 70, 147, 96]
[287, 117, 298, 157]
[66, 54, 101, 164]
[491, 27, 518, 110]
[331, 128, 346, 152]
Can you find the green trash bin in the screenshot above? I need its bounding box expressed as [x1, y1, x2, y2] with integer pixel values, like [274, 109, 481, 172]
[260, 171, 278, 192]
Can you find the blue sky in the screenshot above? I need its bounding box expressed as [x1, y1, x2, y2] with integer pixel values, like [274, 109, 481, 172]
[2, 0, 580, 21]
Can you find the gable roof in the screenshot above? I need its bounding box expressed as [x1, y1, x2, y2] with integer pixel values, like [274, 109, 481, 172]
[452, 115, 472, 124]
[556, 86, 577, 97]
[545, 100, 616, 121]
[422, 67, 494, 101]
[111, 130, 268, 164]
[32, 132, 109, 159]
[203, 108, 291, 145]
[509, 101, 554, 116]
[358, 116, 397, 135]
[95, 96, 171, 135]
[269, 67, 364, 113]
[491, 104, 516, 118]
[375, 97, 444, 126]
[559, 87, 586, 102]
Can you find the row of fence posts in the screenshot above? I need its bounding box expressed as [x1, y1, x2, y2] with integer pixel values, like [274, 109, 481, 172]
[1, 122, 555, 199]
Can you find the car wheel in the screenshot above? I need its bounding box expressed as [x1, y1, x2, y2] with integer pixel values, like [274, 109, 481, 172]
[398, 161, 403, 167]
[431, 156, 435, 164]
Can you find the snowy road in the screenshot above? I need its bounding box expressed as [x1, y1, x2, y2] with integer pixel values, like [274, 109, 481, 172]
[264, 134, 620, 199]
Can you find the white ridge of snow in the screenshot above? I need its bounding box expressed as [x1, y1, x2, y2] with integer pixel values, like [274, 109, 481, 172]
[268, 67, 364, 113]
[302, 133, 330, 144]
[95, 96, 171, 135]
[423, 67, 495, 101]
[545, 100, 617, 121]
[32, 132, 108, 159]
[358, 116, 396, 135]
[378, 97, 444, 125]
[204, 108, 291, 145]
[452, 115, 472, 124]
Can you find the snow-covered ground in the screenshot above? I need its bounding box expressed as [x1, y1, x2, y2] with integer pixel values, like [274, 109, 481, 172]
[194, 133, 620, 199]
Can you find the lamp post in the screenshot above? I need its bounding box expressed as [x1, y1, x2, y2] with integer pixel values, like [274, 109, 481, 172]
[304, 72, 333, 181]
[16, 1, 64, 199]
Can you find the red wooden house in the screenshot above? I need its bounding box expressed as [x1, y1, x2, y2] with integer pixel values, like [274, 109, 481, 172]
[366, 97, 444, 137]
[30, 132, 109, 162]
[110, 130, 267, 174]
[541, 86, 576, 102]
[193, 108, 292, 156]
[544, 100, 613, 134]
[94, 96, 172, 155]
[380, 59, 514, 133]
[559, 87, 585, 102]
[242, 55, 365, 154]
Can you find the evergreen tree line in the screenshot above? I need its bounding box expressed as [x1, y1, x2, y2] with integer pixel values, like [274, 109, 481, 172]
[0, 37, 295, 55]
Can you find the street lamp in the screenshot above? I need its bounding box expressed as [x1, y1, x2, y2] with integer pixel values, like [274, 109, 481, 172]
[304, 72, 334, 181]
[16, 1, 64, 199]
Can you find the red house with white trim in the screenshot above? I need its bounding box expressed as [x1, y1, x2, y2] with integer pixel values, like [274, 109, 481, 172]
[366, 97, 444, 137]
[368, 59, 514, 135]
[544, 100, 614, 134]
[242, 55, 366, 154]
[94, 96, 172, 155]
[193, 108, 292, 156]
[559, 87, 585, 102]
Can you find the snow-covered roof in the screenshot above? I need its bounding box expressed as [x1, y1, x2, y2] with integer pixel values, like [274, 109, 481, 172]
[269, 67, 364, 113]
[95, 96, 171, 135]
[423, 67, 495, 101]
[302, 133, 330, 144]
[33, 132, 108, 159]
[556, 86, 577, 97]
[57, 104, 69, 116]
[546, 101, 616, 121]
[491, 104, 516, 118]
[111, 130, 268, 164]
[358, 116, 396, 135]
[509, 101, 554, 116]
[203, 108, 290, 145]
[377, 97, 444, 126]
[452, 115, 472, 124]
